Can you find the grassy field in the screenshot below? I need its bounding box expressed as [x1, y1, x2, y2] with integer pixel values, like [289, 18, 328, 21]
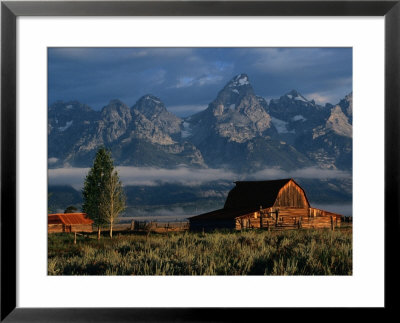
[48, 228, 352, 275]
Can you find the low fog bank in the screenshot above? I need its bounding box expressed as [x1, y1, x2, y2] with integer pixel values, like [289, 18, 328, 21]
[48, 166, 352, 217]
[48, 165, 352, 189]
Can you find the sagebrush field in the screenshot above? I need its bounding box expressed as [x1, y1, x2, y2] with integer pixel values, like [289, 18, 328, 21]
[48, 228, 352, 275]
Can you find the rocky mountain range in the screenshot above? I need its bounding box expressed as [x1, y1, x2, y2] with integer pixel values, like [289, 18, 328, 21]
[48, 73, 352, 172]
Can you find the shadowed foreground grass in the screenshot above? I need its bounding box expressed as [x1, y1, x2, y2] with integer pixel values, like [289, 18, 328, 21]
[48, 228, 352, 275]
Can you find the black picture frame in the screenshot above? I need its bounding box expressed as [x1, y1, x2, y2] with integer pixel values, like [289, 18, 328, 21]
[1, 1, 399, 321]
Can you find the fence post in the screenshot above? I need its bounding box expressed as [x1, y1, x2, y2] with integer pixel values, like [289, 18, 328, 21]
[330, 216, 334, 231]
[74, 232, 77, 244]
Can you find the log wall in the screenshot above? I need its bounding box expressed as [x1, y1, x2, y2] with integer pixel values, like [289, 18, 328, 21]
[48, 224, 64, 233]
[235, 207, 341, 230]
[68, 224, 93, 233]
[273, 180, 309, 208]
[48, 224, 93, 233]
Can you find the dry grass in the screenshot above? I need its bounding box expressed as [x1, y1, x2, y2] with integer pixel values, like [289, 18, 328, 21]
[48, 228, 352, 276]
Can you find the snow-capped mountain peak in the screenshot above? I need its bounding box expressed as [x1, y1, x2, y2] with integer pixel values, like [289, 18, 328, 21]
[134, 94, 165, 112]
[214, 74, 255, 106]
[285, 90, 308, 103]
[228, 74, 250, 87]
[48, 74, 352, 172]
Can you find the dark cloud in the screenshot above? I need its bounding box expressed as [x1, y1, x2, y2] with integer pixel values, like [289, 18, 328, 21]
[48, 47, 352, 116]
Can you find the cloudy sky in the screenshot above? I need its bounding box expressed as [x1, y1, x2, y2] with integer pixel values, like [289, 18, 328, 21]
[48, 47, 352, 117]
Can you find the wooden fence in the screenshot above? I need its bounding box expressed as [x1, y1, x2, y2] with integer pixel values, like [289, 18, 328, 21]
[235, 207, 342, 231]
[48, 220, 190, 235]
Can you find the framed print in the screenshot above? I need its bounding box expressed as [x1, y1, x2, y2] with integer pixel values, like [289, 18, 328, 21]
[1, 0, 399, 321]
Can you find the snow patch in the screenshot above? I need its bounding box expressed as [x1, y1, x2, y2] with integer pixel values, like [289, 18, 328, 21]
[270, 117, 295, 134]
[181, 121, 192, 138]
[229, 104, 236, 110]
[287, 92, 308, 103]
[145, 95, 161, 104]
[292, 115, 307, 122]
[65, 105, 73, 110]
[232, 89, 239, 94]
[238, 77, 249, 86]
[294, 95, 308, 103]
[48, 157, 59, 164]
[229, 75, 249, 87]
[58, 120, 73, 132]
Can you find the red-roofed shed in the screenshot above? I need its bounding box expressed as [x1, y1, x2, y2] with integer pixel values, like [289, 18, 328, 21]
[48, 213, 93, 233]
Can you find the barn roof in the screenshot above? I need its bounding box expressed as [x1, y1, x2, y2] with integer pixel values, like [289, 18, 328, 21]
[48, 213, 93, 225]
[224, 178, 294, 210]
[190, 178, 309, 221]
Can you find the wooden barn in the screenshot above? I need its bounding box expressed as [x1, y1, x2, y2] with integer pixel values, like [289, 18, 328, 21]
[48, 213, 93, 233]
[189, 179, 342, 231]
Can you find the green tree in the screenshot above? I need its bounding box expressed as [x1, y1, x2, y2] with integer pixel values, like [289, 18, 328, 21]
[64, 205, 78, 214]
[82, 147, 114, 240]
[48, 192, 53, 214]
[99, 170, 126, 238]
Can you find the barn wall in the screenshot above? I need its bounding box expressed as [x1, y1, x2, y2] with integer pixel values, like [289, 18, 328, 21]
[48, 224, 64, 233]
[273, 180, 309, 208]
[48, 224, 93, 233]
[235, 207, 341, 230]
[300, 216, 341, 229]
[308, 207, 341, 218]
[70, 224, 93, 232]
